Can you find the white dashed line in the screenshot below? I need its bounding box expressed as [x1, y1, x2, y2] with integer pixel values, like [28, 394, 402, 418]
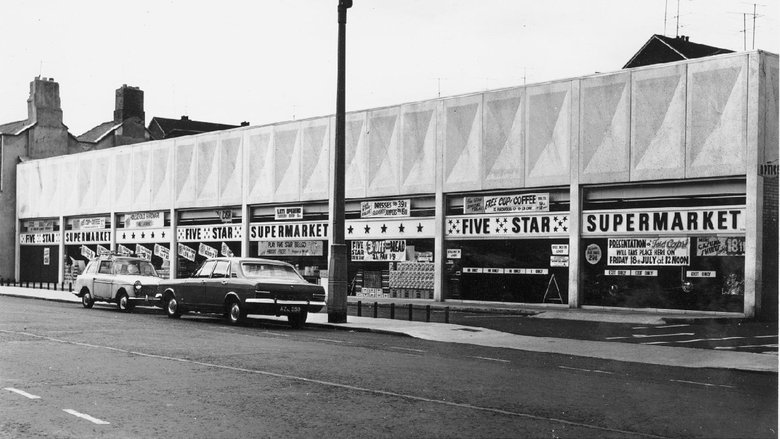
[632, 333, 695, 338]
[670, 379, 734, 389]
[605, 336, 630, 340]
[656, 324, 690, 329]
[669, 337, 745, 344]
[714, 344, 778, 350]
[558, 366, 614, 375]
[63, 409, 110, 425]
[4, 387, 41, 399]
[471, 356, 510, 363]
[755, 335, 778, 339]
[388, 346, 426, 353]
[261, 331, 289, 337]
[316, 338, 346, 343]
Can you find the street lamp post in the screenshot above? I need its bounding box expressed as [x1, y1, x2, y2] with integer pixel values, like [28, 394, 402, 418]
[328, 0, 352, 323]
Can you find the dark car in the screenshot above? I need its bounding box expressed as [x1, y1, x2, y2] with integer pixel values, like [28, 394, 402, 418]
[159, 257, 325, 328]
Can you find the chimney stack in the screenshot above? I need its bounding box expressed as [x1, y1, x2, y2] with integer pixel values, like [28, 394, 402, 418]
[114, 85, 145, 125]
[27, 77, 63, 127]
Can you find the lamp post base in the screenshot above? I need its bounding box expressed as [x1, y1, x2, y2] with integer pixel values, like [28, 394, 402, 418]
[327, 243, 348, 323]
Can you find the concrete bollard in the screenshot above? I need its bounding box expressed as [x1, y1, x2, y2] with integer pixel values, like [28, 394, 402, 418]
[373, 302, 378, 318]
[408, 303, 413, 321]
[357, 301, 362, 317]
[445, 306, 450, 323]
[426, 305, 431, 322]
[390, 303, 395, 320]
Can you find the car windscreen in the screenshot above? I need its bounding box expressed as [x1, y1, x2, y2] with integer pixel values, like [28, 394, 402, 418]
[241, 263, 304, 282]
[114, 260, 158, 277]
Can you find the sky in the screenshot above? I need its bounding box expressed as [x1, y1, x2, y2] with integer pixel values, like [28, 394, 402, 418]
[1, 0, 777, 135]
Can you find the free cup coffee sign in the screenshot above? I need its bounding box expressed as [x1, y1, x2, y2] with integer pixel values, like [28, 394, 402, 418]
[464, 193, 549, 214]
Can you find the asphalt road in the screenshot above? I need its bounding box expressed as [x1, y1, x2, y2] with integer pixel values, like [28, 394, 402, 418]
[1, 296, 776, 438]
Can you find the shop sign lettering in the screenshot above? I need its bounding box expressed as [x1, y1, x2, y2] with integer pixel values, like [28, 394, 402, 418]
[126, 211, 164, 229]
[198, 243, 218, 259]
[19, 233, 60, 245]
[81, 245, 95, 259]
[177, 225, 243, 242]
[445, 214, 568, 238]
[216, 210, 233, 223]
[607, 238, 690, 266]
[583, 207, 745, 235]
[43, 248, 50, 265]
[75, 217, 106, 230]
[605, 270, 658, 276]
[351, 240, 406, 261]
[221, 243, 234, 257]
[361, 200, 410, 218]
[696, 236, 745, 256]
[96, 245, 110, 256]
[65, 231, 111, 244]
[249, 222, 328, 241]
[154, 244, 170, 261]
[274, 206, 303, 220]
[465, 267, 549, 275]
[24, 220, 54, 232]
[136, 244, 152, 261]
[687, 271, 716, 278]
[464, 193, 549, 214]
[550, 256, 569, 267]
[178, 243, 196, 262]
[117, 244, 133, 256]
[551, 244, 569, 255]
[258, 241, 324, 257]
[446, 249, 462, 259]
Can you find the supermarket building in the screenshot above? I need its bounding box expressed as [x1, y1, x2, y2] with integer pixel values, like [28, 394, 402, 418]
[14, 50, 779, 319]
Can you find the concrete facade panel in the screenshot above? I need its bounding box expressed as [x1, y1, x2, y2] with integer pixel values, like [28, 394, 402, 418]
[366, 107, 401, 197]
[345, 112, 367, 199]
[442, 94, 483, 192]
[245, 127, 274, 204]
[400, 101, 437, 195]
[300, 118, 330, 201]
[482, 87, 524, 190]
[630, 63, 687, 181]
[525, 81, 571, 187]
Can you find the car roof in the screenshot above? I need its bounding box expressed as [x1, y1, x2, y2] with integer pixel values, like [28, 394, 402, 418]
[208, 257, 294, 267]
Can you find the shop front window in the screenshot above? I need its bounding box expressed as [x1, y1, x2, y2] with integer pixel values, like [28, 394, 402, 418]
[582, 236, 744, 312]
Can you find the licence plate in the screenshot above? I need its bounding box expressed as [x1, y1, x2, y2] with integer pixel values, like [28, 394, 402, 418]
[279, 305, 301, 314]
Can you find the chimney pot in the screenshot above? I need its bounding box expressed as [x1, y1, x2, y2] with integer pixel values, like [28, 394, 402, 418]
[181, 115, 189, 121]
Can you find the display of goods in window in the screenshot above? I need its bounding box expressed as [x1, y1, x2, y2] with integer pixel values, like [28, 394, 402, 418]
[389, 262, 434, 299]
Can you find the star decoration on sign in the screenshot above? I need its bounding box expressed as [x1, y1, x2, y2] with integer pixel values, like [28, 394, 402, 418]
[495, 218, 509, 234]
[446, 218, 461, 235]
[364, 225, 371, 234]
[131, 233, 136, 239]
[380, 224, 387, 233]
[141, 232, 146, 239]
[347, 225, 354, 234]
[161, 231, 166, 238]
[398, 223, 405, 233]
[417, 223, 424, 233]
[122, 233, 127, 239]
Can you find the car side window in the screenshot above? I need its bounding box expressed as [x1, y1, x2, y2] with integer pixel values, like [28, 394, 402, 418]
[195, 260, 217, 278]
[212, 261, 230, 278]
[98, 261, 112, 274]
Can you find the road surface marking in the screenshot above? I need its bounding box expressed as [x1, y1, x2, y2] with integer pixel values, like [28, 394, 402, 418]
[755, 335, 778, 339]
[1, 329, 669, 439]
[632, 333, 694, 338]
[631, 326, 648, 330]
[462, 315, 523, 319]
[640, 341, 670, 345]
[656, 324, 690, 329]
[388, 346, 426, 353]
[558, 366, 614, 375]
[316, 338, 346, 343]
[669, 337, 745, 344]
[471, 356, 510, 363]
[714, 344, 778, 350]
[605, 336, 630, 340]
[762, 351, 778, 355]
[670, 379, 734, 389]
[4, 387, 41, 399]
[261, 331, 289, 337]
[63, 409, 110, 425]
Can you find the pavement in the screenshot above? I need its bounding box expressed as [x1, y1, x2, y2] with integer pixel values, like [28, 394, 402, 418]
[1, 285, 776, 374]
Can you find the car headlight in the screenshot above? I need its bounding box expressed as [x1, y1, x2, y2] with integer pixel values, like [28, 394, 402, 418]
[134, 280, 143, 292]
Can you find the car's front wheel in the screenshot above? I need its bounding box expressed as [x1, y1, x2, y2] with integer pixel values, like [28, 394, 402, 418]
[81, 290, 94, 309]
[226, 300, 245, 325]
[288, 311, 308, 329]
[165, 294, 181, 319]
[117, 292, 133, 312]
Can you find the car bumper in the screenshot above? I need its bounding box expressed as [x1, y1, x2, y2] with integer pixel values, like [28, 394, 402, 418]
[129, 293, 163, 306]
[244, 298, 325, 314]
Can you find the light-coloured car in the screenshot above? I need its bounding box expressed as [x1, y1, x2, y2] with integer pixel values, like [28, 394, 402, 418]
[74, 255, 163, 311]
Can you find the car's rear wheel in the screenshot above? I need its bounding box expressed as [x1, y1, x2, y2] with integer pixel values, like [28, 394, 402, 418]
[117, 292, 133, 312]
[288, 311, 308, 329]
[226, 300, 245, 325]
[81, 290, 94, 309]
[165, 294, 181, 319]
